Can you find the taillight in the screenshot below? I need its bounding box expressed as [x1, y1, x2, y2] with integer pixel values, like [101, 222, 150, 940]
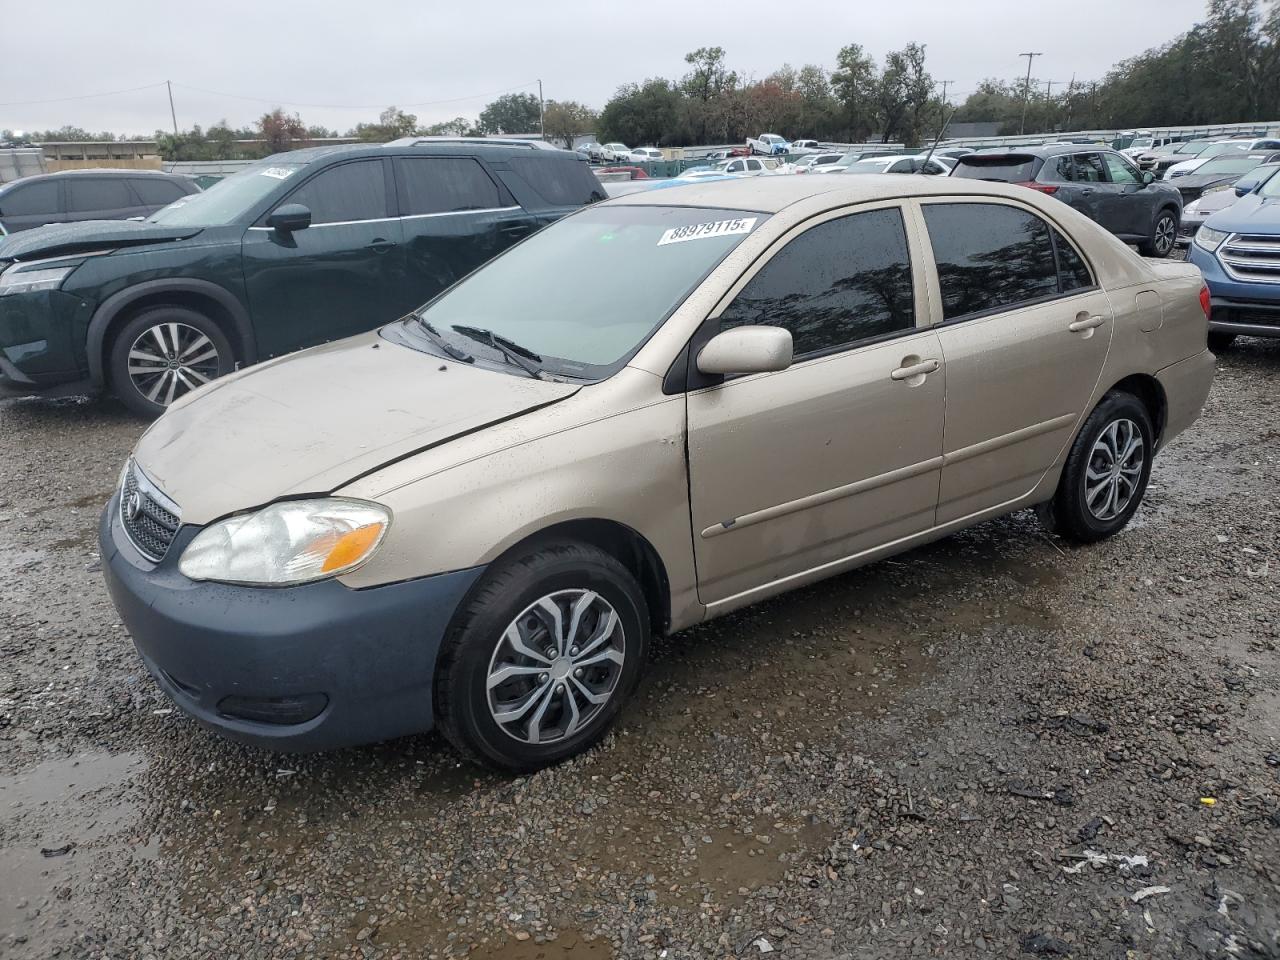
[1199, 283, 1211, 319]
[1016, 181, 1059, 195]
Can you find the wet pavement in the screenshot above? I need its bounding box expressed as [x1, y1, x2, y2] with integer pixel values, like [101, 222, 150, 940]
[1, 339, 1278, 959]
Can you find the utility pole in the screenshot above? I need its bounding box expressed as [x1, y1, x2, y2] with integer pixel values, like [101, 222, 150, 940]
[939, 79, 953, 105]
[166, 79, 178, 136]
[1018, 52, 1042, 135]
[537, 79, 545, 139]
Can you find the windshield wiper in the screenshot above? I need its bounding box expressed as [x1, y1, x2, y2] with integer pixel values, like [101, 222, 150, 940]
[413, 315, 474, 363]
[450, 324, 546, 380]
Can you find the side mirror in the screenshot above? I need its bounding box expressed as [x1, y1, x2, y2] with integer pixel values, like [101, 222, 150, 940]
[697, 325, 793, 377]
[1141, 171, 1156, 186]
[266, 203, 311, 232]
[1234, 179, 1258, 197]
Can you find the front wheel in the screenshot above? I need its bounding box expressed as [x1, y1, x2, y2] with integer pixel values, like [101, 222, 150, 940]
[108, 306, 235, 418]
[1138, 209, 1178, 258]
[434, 542, 649, 772]
[1040, 392, 1154, 543]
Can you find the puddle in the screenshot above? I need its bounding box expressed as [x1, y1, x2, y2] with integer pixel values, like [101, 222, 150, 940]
[0, 750, 148, 939]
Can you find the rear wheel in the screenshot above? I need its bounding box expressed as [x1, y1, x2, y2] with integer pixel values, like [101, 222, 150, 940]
[1208, 331, 1237, 352]
[435, 541, 649, 772]
[1138, 208, 1178, 257]
[108, 306, 235, 418]
[1040, 392, 1154, 543]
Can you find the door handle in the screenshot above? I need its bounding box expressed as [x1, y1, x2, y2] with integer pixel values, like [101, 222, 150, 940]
[1068, 313, 1105, 333]
[367, 238, 396, 253]
[890, 357, 940, 382]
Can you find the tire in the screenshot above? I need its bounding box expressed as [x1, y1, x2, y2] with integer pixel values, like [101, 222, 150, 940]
[1208, 331, 1237, 352]
[1138, 208, 1178, 258]
[435, 541, 650, 772]
[1040, 391, 1155, 544]
[108, 306, 235, 418]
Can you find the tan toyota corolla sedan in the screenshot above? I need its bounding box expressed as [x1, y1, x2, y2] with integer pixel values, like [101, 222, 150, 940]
[100, 176, 1215, 771]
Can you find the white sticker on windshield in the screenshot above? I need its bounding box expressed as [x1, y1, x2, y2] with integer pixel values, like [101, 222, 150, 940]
[259, 166, 298, 180]
[658, 217, 757, 246]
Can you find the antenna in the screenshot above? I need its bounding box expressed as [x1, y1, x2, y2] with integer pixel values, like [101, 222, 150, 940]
[918, 106, 958, 173]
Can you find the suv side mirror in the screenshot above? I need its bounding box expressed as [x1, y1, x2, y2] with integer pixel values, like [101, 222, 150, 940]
[697, 326, 793, 377]
[1141, 171, 1156, 186]
[266, 203, 311, 232]
[1234, 178, 1258, 197]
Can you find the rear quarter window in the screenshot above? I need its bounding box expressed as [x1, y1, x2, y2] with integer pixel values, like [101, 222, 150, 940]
[507, 156, 604, 207]
[951, 156, 1040, 182]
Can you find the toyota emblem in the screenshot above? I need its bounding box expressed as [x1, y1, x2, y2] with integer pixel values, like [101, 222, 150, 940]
[124, 491, 142, 521]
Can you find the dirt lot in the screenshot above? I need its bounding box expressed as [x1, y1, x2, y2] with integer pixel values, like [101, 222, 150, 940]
[1, 340, 1277, 960]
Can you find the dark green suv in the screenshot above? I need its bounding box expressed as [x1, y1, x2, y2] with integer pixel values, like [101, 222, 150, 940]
[0, 141, 604, 415]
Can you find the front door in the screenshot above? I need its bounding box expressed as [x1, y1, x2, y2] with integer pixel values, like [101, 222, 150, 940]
[242, 157, 405, 358]
[918, 200, 1114, 524]
[1098, 152, 1150, 238]
[686, 206, 945, 607]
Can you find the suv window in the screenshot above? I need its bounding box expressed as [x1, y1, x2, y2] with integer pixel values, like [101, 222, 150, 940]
[286, 160, 387, 224]
[0, 180, 59, 216]
[951, 155, 1040, 182]
[132, 178, 186, 205]
[1102, 153, 1141, 184]
[718, 208, 915, 357]
[506, 155, 600, 207]
[923, 203, 1060, 320]
[66, 177, 134, 212]
[398, 157, 500, 215]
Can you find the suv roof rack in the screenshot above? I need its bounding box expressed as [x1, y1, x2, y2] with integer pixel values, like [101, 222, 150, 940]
[385, 136, 561, 151]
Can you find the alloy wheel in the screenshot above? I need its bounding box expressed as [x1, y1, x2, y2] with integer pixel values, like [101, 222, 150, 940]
[1154, 215, 1176, 256]
[126, 322, 222, 407]
[486, 590, 625, 745]
[1085, 418, 1144, 521]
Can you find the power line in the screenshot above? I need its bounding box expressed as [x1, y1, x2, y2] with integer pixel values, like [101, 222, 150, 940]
[169, 80, 540, 111]
[0, 81, 167, 107]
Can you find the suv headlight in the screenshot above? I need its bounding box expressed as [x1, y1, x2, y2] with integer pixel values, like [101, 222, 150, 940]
[179, 498, 391, 586]
[0, 264, 76, 296]
[1194, 226, 1229, 253]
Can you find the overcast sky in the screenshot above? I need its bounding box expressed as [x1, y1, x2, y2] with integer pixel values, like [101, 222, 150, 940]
[3, 0, 1210, 136]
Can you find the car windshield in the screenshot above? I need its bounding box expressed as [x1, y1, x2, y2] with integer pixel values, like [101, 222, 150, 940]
[1199, 143, 1246, 160]
[1259, 170, 1280, 199]
[844, 159, 892, 174]
[1197, 155, 1266, 176]
[1174, 142, 1208, 155]
[148, 160, 305, 226]
[1131, 138, 1154, 149]
[400, 205, 765, 380]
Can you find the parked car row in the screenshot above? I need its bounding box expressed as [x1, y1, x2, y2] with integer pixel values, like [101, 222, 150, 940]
[0, 140, 604, 414]
[96, 174, 1214, 770]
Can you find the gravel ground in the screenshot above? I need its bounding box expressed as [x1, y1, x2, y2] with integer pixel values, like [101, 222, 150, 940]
[1, 339, 1277, 960]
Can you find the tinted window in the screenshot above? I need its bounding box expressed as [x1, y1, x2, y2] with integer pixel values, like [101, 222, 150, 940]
[1053, 228, 1094, 292]
[398, 157, 500, 215]
[951, 155, 1039, 182]
[132, 178, 186, 205]
[0, 180, 59, 216]
[507, 156, 601, 207]
[719, 208, 915, 356]
[287, 160, 387, 224]
[923, 203, 1059, 320]
[1102, 154, 1141, 184]
[66, 177, 134, 212]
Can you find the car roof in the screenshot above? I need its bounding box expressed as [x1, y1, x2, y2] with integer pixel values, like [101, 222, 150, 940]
[605, 172, 1060, 214]
[963, 143, 1114, 159]
[270, 140, 578, 164]
[7, 167, 188, 180]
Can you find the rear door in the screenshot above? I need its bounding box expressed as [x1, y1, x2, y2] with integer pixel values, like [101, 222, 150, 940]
[391, 155, 512, 316]
[64, 176, 144, 223]
[0, 179, 62, 232]
[918, 199, 1113, 523]
[686, 204, 944, 606]
[242, 157, 405, 357]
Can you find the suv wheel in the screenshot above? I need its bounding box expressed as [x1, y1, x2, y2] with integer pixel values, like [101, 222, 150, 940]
[108, 306, 234, 418]
[1139, 209, 1178, 258]
[435, 542, 649, 772]
[1039, 392, 1154, 543]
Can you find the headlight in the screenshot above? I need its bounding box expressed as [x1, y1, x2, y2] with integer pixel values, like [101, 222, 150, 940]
[0, 264, 76, 296]
[1194, 226, 1229, 253]
[179, 498, 391, 586]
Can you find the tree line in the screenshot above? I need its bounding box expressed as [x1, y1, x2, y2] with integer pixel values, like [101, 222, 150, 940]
[4, 0, 1275, 159]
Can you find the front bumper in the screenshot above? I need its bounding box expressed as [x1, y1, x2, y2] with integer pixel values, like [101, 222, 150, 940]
[1189, 244, 1280, 339]
[99, 495, 484, 752]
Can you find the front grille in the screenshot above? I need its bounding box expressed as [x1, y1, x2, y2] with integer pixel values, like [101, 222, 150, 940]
[120, 462, 181, 561]
[1220, 233, 1280, 284]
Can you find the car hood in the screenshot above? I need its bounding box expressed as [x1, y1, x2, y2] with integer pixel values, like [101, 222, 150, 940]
[0, 219, 203, 262]
[1185, 190, 1240, 217]
[132, 331, 581, 525]
[1204, 193, 1280, 235]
